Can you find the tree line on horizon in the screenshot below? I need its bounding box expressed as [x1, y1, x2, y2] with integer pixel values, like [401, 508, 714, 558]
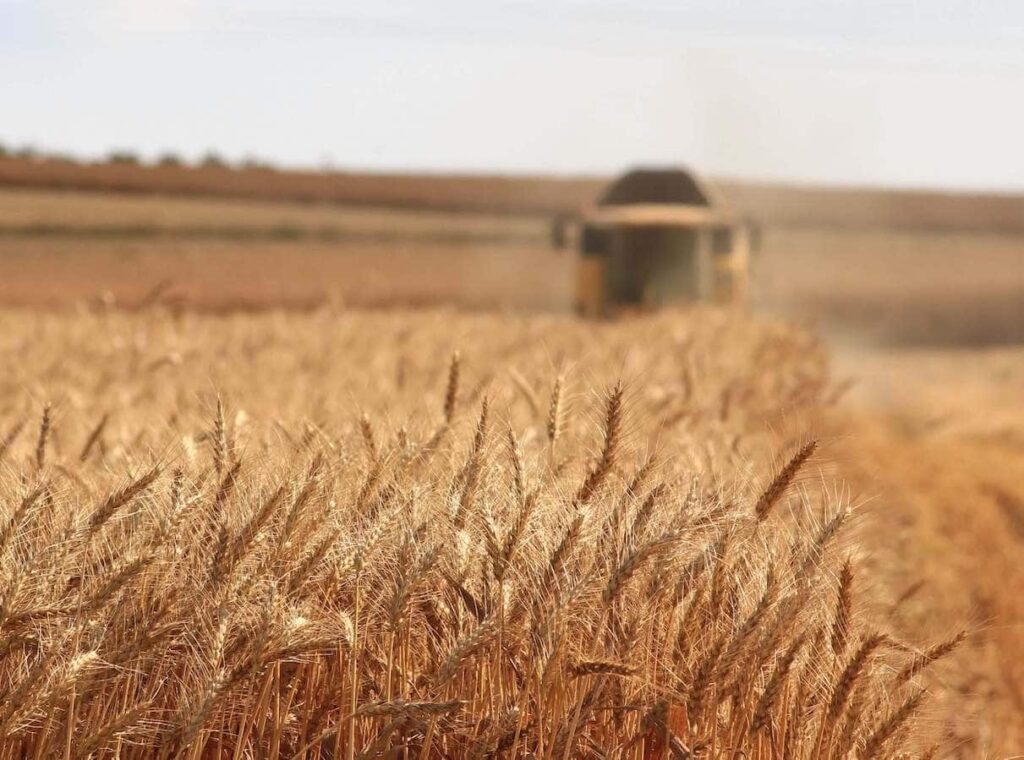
[0, 141, 279, 172]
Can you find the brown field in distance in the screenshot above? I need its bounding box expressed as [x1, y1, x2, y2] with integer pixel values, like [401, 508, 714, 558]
[7, 155, 1024, 231]
[0, 178, 1021, 344]
[0, 157, 603, 215]
[0, 187, 548, 240]
[0, 238, 572, 311]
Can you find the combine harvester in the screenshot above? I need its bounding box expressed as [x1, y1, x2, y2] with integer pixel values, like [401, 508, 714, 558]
[556, 167, 754, 316]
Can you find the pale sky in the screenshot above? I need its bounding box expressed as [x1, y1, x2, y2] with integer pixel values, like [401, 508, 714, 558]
[4, 1, 1024, 190]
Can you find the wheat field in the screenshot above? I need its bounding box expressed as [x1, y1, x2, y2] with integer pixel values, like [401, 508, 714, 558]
[0, 305, 965, 759]
[0, 188, 548, 241]
[2, 184, 1022, 345]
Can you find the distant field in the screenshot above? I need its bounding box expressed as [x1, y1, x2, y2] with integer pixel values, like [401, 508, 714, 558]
[0, 187, 568, 310]
[0, 157, 602, 215]
[0, 180, 1021, 345]
[0, 188, 548, 240]
[756, 226, 1024, 345]
[6, 156, 1024, 232]
[0, 238, 572, 311]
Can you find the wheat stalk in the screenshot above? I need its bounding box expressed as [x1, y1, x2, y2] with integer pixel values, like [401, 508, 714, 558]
[755, 440, 817, 521]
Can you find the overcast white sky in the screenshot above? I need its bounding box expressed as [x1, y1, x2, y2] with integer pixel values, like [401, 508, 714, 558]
[4, 1, 1024, 190]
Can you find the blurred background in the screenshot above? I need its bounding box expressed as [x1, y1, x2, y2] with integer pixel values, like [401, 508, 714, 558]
[1, 0, 1022, 346]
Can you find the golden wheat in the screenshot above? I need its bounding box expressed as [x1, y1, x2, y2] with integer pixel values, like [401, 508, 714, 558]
[0, 306, 959, 758]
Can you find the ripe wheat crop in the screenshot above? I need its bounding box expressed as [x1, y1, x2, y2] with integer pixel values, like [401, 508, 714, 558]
[0, 307, 960, 758]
